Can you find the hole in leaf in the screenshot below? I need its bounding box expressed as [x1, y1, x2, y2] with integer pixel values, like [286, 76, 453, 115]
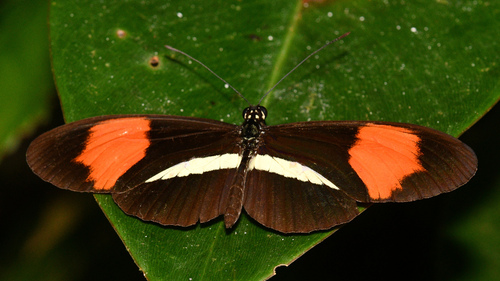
[116, 29, 127, 38]
[149, 56, 160, 68]
[247, 34, 262, 41]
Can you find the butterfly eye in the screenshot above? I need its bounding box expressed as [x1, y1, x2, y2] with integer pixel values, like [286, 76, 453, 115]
[258, 106, 267, 120]
[242, 107, 250, 119]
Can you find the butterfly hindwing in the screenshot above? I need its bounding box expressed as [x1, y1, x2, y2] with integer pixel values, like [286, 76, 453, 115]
[113, 169, 238, 227]
[245, 170, 359, 233]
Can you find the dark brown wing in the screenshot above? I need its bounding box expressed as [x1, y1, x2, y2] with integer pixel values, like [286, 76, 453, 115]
[27, 114, 241, 227]
[245, 171, 359, 233]
[243, 121, 477, 233]
[113, 169, 239, 227]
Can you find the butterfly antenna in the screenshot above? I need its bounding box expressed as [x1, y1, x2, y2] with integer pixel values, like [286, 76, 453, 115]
[165, 45, 251, 105]
[258, 32, 350, 105]
[166, 32, 350, 106]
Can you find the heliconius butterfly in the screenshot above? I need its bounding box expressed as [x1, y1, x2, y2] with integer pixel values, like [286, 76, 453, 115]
[27, 33, 477, 233]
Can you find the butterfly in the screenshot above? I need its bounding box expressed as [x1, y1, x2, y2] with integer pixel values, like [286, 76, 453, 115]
[26, 33, 477, 233]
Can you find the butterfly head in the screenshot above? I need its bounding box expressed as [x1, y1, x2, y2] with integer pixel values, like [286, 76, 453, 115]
[241, 105, 267, 141]
[243, 105, 267, 124]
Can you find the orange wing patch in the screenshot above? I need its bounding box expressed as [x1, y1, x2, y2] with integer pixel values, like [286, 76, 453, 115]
[74, 118, 151, 191]
[348, 124, 425, 200]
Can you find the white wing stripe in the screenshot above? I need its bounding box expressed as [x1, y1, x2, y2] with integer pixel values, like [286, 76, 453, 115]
[248, 154, 339, 190]
[145, 154, 241, 183]
[145, 153, 339, 190]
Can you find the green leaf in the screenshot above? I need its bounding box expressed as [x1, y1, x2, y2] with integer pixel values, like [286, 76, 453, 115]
[49, 0, 499, 280]
[0, 0, 53, 160]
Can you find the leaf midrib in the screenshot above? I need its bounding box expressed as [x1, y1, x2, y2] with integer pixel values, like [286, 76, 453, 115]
[261, 0, 303, 108]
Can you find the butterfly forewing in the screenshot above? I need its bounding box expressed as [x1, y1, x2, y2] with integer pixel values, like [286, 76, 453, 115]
[27, 116, 119, 193]
[27, 115, 240, 193]
[110, 116, 240, 192]
[393, 124, 478, 200]
[257, 122, 371, 201]
[256, 121, 477, 204]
